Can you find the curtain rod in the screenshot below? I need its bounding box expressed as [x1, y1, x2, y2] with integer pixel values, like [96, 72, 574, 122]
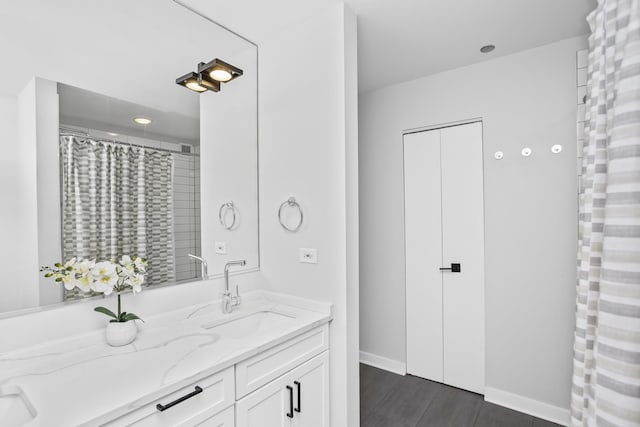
[59, 130, 200, 157]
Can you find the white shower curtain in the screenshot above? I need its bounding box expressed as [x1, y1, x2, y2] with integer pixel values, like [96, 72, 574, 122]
[571, 0, 640, 425]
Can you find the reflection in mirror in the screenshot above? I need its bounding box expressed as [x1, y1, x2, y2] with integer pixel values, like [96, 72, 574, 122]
[0, 0, 258, 315]
[58, 84, 201, 300]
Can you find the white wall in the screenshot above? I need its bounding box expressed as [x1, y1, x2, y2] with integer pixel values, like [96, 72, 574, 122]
[0, 93, 40, 312]
[200, 47, 259, 276]
[258, 4, 359, 426]
[359, 36, 585, 418]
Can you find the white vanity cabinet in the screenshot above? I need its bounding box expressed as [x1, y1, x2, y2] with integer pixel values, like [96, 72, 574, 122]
[101, 324, 330, 427]
[236, 351, 330, 427]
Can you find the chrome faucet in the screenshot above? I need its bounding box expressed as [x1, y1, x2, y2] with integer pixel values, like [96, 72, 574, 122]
[188, 254, 208, 280]
[223, 260, 246, 314]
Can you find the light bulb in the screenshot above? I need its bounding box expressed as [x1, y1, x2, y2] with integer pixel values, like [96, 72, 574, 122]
[133, 117, 152, 125]
[210, 69, 233, 82]
[186, 81, 207, 92]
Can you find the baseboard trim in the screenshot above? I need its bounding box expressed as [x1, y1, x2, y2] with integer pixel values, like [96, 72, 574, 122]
[484, 387, 570, 426]
[359, 351, 406, 375]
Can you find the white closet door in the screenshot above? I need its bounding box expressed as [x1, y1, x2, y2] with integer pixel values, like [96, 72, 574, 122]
[404, 130, 443, 382]
[440, 122, 485, 394]
[404, 122, 485, 394]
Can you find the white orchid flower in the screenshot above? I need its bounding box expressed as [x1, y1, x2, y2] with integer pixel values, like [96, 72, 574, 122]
[75, 259, 94, 275]
[63, 257, 77, 269]
[74, 274, 93, 292]
[126, 274, 145, 293]
[92, 261, 116, 277]
[91, 273, 117, 294]
[133, 257, 147, 272]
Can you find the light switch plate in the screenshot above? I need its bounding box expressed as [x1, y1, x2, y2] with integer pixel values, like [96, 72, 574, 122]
[299, 248, 318, 264]
[215, 242, 227, 255]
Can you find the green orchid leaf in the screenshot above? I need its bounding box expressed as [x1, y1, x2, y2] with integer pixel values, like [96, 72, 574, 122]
[123, 313, 144, 322]
[94, 306, 118, 319]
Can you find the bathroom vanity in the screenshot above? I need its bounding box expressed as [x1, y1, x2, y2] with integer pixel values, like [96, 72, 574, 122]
[0, 292, 331, 426]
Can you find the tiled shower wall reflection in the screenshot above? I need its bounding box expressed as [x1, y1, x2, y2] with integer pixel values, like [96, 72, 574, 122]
[173, 149, 201, 282]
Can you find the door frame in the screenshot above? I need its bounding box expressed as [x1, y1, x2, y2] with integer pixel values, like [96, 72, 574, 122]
[401, 118, 487, 388]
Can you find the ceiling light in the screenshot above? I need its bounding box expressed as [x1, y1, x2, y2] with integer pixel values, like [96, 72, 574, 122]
[133, 117, 152, 125]
[198, 58, 243, 83]
[107, 132, 118, 136]
[176, 72, 208, 93]
[480, 45, 495, 53]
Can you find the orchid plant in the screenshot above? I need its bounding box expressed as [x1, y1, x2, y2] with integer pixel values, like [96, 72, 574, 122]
[41, 256, 147, 323]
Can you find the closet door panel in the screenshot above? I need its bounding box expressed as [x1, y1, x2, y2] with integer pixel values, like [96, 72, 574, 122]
[440, 122, 485, 394]
[404, 130, 443, 382]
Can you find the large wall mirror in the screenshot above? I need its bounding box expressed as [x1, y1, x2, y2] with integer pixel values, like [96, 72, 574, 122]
[0, 0, 258, 314]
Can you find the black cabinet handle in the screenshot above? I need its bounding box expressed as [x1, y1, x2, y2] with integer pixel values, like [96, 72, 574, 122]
[286, 385, 294, 418]
[439, 263, 461, 273]
[156, 386, 203, 412]
[294, 381, 301, 413]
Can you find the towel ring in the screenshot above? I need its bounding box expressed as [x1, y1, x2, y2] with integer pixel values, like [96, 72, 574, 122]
[218, 201, 237, 230]
[278, 197, 303, 232]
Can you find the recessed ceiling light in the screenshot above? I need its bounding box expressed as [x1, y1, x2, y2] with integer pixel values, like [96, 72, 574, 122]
[480, 45, 495, 53]
[133, 117, 152, 125]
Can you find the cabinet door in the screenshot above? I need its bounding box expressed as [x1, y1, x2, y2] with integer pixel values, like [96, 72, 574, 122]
[236, 351, 330, 427]
[291, 351, 330, 427]
[236, 370, 293, 427]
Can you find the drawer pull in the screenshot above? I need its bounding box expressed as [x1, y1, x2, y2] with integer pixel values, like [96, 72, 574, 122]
[156, 386, 203, 412]
[294, 381, 301, 413]
[286, 385, 294, 418]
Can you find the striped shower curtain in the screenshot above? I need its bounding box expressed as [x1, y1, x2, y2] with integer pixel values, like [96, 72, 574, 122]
[60, 136, 175, 300]
[571, 0, 640, 425]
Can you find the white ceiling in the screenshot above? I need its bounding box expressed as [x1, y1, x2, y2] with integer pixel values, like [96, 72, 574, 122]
[58, 84, 200, 145]
[181, 0, 596, 92]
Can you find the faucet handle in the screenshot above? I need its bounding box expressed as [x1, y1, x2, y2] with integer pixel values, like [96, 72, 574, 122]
[234, 285, 242, 305]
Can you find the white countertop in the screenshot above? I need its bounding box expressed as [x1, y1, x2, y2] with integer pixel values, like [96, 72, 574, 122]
[0, 291, 332, 426]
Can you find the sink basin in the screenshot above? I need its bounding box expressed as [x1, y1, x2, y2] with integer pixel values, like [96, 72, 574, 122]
[202, 311, 295, 339]
[0, 386, 37, 426]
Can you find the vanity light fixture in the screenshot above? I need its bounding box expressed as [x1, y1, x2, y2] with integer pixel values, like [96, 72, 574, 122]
[198, 58, 243, 83]
[133, 117, 152, 125]
[175, 58, 242, 94]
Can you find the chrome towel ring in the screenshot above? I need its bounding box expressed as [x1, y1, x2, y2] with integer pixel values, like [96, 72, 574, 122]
[278, 197, 303, 232]
[219, 201, 237, 230]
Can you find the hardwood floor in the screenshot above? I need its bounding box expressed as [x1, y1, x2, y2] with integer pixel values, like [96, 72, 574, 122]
[360, 364, 561, 427]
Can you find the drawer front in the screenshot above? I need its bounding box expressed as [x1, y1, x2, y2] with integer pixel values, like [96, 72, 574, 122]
[105, 366, 235, 426]
[193, 405, 234, 427]
[236, 324, 329, 398]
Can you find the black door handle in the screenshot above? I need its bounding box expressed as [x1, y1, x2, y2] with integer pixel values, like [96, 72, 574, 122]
[156, 386, 203, 412]
[439, 263, 461, 273]
[286, 385, 294, 418]
[294, 381, 301, 413]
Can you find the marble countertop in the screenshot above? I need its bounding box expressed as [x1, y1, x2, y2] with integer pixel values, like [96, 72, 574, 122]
[0, 291, 332, 426]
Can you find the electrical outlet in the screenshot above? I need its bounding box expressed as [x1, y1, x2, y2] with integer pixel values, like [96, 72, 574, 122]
[299, 248, 318, 264]
[215, 242, 227, 255]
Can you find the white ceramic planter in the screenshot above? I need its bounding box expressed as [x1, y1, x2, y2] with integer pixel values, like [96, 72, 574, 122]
[105, 321, 137, 347]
